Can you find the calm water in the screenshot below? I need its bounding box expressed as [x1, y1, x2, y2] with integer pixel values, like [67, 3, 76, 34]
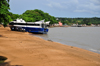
[31, 27, 100, 54]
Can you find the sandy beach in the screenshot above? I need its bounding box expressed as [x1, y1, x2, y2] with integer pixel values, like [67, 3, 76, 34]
[0, 26, 100, 66]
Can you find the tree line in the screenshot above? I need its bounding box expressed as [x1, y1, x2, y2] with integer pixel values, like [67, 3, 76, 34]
[56, 17, 100, 25]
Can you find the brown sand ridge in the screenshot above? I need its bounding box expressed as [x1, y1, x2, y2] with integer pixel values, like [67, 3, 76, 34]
[0, 26, 100, 66]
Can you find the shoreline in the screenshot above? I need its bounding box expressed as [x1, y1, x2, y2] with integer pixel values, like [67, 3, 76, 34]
[0, 26, 100, 66]
[32, 27, 100, 54]
[32, 34, 100, 54]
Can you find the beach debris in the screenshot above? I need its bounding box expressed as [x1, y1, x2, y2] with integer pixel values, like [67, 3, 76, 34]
[71, 46, 73, 48]
[5, 37, 8, 38]
[0, 35, 8, 38]
[47, 40, 53, 42]
[0, 62, 23, 66]
[0, 62, 10, 66]
[0, 35, 3, 37]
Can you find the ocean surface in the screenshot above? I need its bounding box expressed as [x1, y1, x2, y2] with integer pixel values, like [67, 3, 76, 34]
[31, 27, 100, 54]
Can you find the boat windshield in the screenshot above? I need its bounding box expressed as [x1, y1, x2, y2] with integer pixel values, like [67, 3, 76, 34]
[42, 24, 47, 28]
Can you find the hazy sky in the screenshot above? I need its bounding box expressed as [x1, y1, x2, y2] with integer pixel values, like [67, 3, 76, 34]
[9, 0, 100, 18]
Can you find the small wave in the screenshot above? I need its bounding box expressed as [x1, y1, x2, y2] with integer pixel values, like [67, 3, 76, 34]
[89, 49, 100, 54]
[89, 49, 98, 52]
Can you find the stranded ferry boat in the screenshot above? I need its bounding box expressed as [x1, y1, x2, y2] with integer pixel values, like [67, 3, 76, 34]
[9, 19, 50, 34]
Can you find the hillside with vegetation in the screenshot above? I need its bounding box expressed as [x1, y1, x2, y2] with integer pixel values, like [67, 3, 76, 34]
[20, 9, 57, 24]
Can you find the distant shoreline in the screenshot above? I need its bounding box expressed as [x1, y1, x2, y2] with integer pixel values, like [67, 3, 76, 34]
[49, 25, 100, 28]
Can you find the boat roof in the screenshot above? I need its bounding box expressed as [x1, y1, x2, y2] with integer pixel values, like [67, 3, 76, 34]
[27, 20, 45, 24]
[10, 19, 50, 25]
[11, 18, 26, 23]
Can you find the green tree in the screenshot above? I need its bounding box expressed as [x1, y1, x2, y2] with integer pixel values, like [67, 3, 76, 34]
[9, 12, 20, 20]
[82, 18, 91, 25]
[73, 19, 77, 23]
[21, 9, 57, 24]
[67, 18, 72, 23]
[0, 0, 10, 27]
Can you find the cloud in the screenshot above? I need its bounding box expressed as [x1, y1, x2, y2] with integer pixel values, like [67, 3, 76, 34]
[74, 9, 99, 14]
[90, 0, 100, 5]
[79, 1, 100, 10]
[74, 10, 87, 12]
[46, 0, 65, 9]
[47, 4, 52, 7]
[72, 0, 100, 14]
[46, 0, 100, 15]
[9, 0, 100, 17]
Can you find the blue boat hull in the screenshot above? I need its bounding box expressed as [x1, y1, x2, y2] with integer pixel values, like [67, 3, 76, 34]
[23, 27, 48, 34]
[10, 26, 49, 34]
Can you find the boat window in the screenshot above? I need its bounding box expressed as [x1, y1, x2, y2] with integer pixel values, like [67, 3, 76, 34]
[41, 24, 48, 28]
[14, 23, 26, 25]
[9, 23, 40, 26]
[9, 22, 14, 25]
[42, 24, 45, 28]
[26, 24, 40, 26]
[45, 24, 47, 28]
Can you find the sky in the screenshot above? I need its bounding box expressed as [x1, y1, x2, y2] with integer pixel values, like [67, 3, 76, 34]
[9, 0, 100, 18]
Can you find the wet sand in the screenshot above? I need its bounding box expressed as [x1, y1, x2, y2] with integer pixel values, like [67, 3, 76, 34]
[0, 26, 100, 66]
